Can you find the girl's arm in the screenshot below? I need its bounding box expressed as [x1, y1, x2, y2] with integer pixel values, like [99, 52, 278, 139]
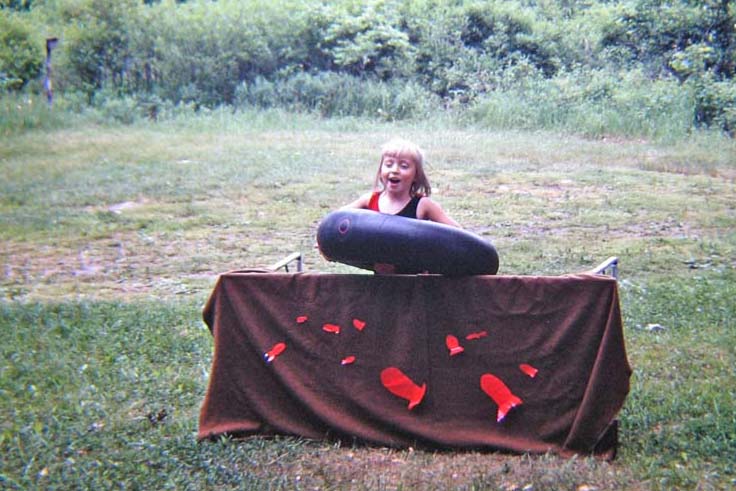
[341, 192, 372, 210]
[417, 198, 461, 228]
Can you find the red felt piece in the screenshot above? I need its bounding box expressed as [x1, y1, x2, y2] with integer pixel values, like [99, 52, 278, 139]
[264, 342, 286, 363]
[480, 373, 523, 422]
[380, 367, 427, 410]
[322, 323, 341, 334]
[519, 363, 538, 378]
[445, 334, 465, 356]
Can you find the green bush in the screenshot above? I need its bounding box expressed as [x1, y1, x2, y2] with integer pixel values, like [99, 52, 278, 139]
[691, 75, 736, 135]
[90, 88, 142, 124]
[599, 0, 735, 79]
[403, 0, 560, 101]
[131, 0, 330, 107]
[235, 71, 440, 120]
[323, 0, 416, 80]
[467, 68, 694, 139]
[0, 10, 43, 91]
[52, 0, 139, 97]
[458, 1, 559, 77]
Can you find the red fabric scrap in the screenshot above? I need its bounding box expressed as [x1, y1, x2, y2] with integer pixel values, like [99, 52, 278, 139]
[445, 334, 465, 356]
[519, 363, 538, 378]
[480, 373, 523, 422]
[341, 355, 356, 365]
[264, 342, 286, 363]
[352, 319, 366, 331]
[380, 367, 427, 410]
[296, 315, 308, 324]
[322, 323, 341, 334]
[466, 330, 488, 340]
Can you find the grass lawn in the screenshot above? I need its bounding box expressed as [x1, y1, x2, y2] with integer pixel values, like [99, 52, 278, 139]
[1, 110, 735, 489]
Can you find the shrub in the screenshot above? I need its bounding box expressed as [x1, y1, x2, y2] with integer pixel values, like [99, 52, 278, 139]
[90, 88, 141, 124]
[467, 68, 694, 139]
[323, 0, 416, 80]
[234, 71, 440, 120]
[690, 74, 736, 135]
[0, 10, 43, 91]
[599, 0, 735, 80]
[57, 0, 139, 96]
[458, 1, 559, 77]
[403, 0, 563, 104]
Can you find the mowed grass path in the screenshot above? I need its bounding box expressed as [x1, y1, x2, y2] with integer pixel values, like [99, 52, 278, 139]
[1, 111, 734, 489]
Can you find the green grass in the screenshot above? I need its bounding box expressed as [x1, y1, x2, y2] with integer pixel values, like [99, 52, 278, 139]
[1, 110, 735, 489]
[619, 274, 735, 489]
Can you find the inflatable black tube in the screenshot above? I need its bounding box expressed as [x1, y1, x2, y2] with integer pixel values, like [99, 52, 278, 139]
[317, 209, 499, 276]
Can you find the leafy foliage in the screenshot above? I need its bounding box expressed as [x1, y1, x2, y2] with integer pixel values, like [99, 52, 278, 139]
[51, 0, 139, 98]
[0, 10, 42, 90]
[467, 67, 697, 138]
[234, 71, 440, 120]
[324, 0, 416, 79]
[690, 73, 736, 134]
[600, 0, 735, 79]
[459, 1, 559, 77]
[4, 0, 736, 134]
[0, 0, 33, 10]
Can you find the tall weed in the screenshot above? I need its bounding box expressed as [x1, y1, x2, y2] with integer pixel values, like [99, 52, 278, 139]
[468, 68, 695, 139]
[0, 92, 66, 136]
[235, 72, 442, 120]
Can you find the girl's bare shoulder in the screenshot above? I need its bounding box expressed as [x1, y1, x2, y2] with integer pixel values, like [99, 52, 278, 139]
[342, 191, 375, 209]
[418, 197, 461, 228]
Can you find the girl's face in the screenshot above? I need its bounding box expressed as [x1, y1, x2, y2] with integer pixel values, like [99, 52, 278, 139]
[380, 153, 417, 195]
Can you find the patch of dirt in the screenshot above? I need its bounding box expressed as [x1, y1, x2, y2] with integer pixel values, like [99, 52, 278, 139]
[0, 227, 315, 300]
[473, 216, 696, 243]
[241, 444, 644, 491]
[0, 208, 709, 301]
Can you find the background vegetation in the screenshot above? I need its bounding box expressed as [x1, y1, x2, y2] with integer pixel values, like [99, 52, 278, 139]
[1, 0, 735, 138]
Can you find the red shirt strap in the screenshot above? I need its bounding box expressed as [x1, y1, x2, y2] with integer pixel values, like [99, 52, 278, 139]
[368, 192, 380, 211]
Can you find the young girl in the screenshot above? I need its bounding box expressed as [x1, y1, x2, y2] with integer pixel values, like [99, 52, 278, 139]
[343, 138, 460, 228]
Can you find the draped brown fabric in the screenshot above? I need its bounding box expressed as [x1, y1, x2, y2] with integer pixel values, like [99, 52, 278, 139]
[198, 271, 631, 459]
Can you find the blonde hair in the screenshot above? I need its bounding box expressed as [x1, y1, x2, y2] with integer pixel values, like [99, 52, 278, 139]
[373, 138, 432, 197]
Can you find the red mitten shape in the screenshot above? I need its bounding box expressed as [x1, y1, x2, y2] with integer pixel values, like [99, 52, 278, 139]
[296, 315, 308, 324]
[352, 318, 366, 331]
[341, 355, 356, 365]
[480, 373, 523, 422]
[322, 323, 341, 334]
[445, 334, 465, 356]
[380, 367, 427, 410]
[264, 342, 286, 363]
[519, 363, 538, 378]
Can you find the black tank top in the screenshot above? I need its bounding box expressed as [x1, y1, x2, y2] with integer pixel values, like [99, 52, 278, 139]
[396, 196, 422, 219]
